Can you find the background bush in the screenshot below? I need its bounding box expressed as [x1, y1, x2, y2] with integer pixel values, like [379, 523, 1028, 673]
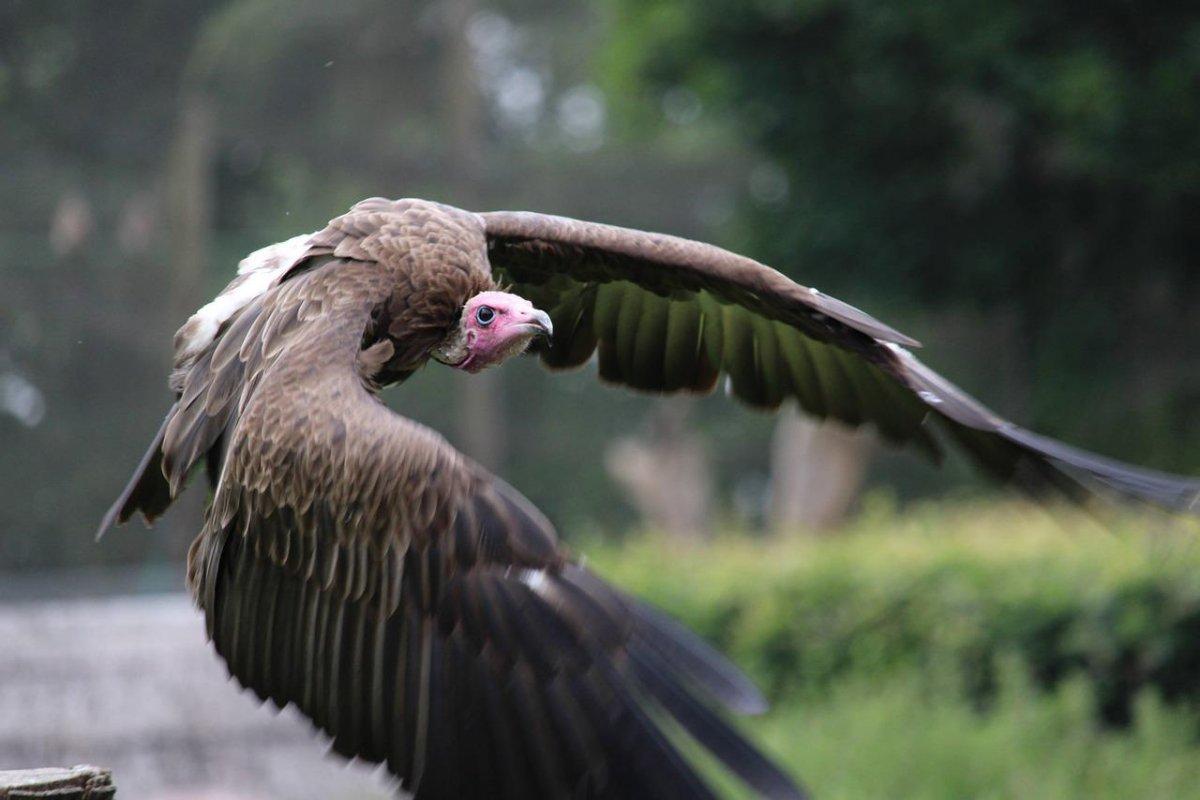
[587, 499, 1200, 726]
[745, 663, 1200, 800]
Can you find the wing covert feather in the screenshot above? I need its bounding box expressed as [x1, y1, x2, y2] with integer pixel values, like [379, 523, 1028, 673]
[483, 210, 1199, 511]
[188, 375, 804, 799]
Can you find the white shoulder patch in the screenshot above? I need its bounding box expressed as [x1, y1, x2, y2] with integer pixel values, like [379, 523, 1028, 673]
[175, 232, 316, 364]
[236, 232, 314, 276]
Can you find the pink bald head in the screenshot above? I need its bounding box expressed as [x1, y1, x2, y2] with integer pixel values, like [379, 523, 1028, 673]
[440, 291, 553, 373]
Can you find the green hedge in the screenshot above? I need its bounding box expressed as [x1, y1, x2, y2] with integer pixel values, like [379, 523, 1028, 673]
[750, 663, 1200, 800]
[584, 498, 1200, 725]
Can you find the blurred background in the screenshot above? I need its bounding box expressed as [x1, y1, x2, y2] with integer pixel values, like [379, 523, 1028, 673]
[1, 1, 1199, 797]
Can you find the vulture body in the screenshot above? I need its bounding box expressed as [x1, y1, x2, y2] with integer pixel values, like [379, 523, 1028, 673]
[100, 197, 1199, 800]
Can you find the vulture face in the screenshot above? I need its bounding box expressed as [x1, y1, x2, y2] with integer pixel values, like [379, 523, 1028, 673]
[444, 290, 553, 373]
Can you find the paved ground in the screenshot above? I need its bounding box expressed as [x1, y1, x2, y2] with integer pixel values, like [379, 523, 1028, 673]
[0, 592, 396, 799]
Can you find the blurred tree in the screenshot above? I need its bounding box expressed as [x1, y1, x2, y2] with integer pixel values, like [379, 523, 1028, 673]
[603, 0, 1200, 474]
[604, 398, 714, 539]
[0, 0, 752, 569]
[769, 412, 874, 532]
[0, 0, 229, 567]
[8, 0, 1198, 571]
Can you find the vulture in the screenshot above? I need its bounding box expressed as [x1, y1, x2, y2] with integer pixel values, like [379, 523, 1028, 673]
[99, 197, 1199, 800]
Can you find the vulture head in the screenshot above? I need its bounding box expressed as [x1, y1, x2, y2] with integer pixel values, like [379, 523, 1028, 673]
[433, 289, 553, 373]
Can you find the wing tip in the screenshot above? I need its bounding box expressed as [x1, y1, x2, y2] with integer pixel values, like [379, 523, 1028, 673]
[94, 507, 120, 542]
[95, 488, 137, 543]
[1000, 425, 1200, 513]
[902, 351, 1200, 514]
[95, 504, 157, 542]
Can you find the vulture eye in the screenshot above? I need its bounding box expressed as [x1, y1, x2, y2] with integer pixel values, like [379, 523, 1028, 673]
[475, 306, 496, 326]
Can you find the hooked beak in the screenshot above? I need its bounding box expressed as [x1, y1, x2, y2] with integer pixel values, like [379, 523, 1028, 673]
[522, 308, 554, 339]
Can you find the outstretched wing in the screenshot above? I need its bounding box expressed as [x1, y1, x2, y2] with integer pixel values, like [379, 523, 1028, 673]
[189, 367, 804, 800]
[481, 210, 1200, 511]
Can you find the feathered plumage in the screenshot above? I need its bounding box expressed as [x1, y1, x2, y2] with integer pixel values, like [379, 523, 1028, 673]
[100, 197, 1200, 800]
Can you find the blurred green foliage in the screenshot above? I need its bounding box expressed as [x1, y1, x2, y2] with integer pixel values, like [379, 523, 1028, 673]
[589, 499, 1200, 726]
[747, 664, 1200, 799]
[603, 0, 1200, 471]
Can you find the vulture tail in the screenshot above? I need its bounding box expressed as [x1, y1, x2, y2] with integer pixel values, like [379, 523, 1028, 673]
[96, 410, 174, 540]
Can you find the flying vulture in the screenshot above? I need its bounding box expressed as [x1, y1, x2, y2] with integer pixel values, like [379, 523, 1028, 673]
[99, 197, 1200, 799]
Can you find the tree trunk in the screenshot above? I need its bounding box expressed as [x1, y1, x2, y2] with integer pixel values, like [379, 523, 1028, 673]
[440, 0, 504, 470]
[604, 398, 713, 539]
[165, 91, 215, 326]
[768, 410, 873, 533]
[160, 90, 216, 559]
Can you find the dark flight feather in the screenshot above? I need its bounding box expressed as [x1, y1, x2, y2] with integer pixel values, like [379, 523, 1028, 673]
[482, 209, 1200, 511]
